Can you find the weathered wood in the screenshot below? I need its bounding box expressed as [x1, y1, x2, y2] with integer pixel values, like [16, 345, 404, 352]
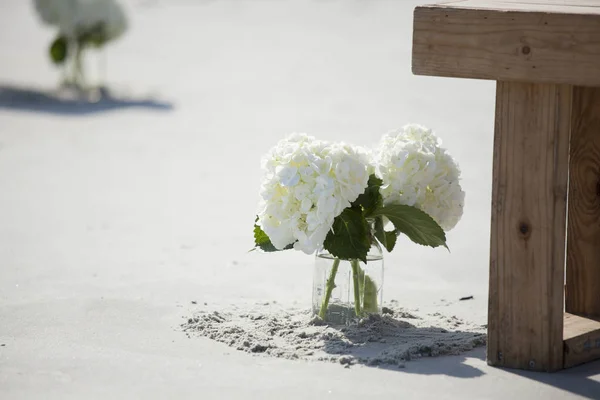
[435, 1, 600, 14]
[412, 1, 600, 86]
[563, 313, 600, 369]
[488, 81, 570, 372]
[566, 86, 600, 318]
[411, 0, 600, 371]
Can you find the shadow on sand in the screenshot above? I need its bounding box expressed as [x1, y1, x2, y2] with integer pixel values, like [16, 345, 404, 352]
[321, 318, 600, 396]
[319, 313, 487, 379]
[504, 357, 600, 400]
[357, 342, 600, 399]
[0, 84, 174, 115]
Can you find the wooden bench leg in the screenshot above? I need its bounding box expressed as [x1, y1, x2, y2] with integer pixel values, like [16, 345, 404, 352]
[566, 86, 600, 317]
[487, 81, 570, 372]
[563, 86, 600, 369]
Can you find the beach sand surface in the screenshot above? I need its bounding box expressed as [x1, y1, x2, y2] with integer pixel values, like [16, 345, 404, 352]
[0, 0, 598, 398]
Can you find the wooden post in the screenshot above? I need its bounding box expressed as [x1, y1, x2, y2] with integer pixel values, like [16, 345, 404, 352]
[488, 82, 570, 372]
[563, 87, 600, 369]
[566, 87, 600, 318]
[412, 0, 600, 371]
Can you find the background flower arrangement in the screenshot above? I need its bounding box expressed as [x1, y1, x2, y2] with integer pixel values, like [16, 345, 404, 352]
[253, 124, 465, 324]
[33, 0, 128, 88]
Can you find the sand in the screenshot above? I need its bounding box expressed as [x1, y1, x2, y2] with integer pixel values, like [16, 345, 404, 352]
[1, 0, 600, 399]
[182, 302, 486, 368]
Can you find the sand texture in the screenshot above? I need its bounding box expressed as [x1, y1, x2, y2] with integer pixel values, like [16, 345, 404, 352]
[1, 0, 599, 399]
[182, 302, 486, 368]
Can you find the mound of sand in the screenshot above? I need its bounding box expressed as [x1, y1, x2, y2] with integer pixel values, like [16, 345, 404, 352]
[181, 301, 486, 368]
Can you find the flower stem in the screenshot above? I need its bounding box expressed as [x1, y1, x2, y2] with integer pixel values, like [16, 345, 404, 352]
[350, 259, 362, 318]
[318, 258, 340, 320]
[74, 46, 85, 88]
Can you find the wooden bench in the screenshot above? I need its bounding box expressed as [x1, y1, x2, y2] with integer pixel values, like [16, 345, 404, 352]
[411, 0, 600, 372]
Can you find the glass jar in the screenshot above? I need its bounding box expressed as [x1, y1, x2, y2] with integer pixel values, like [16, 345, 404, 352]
[59, 40, 106, 93]
[312, 239, 384, 325]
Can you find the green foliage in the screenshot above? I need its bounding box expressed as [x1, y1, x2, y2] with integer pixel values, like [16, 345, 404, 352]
[371, 204, 447, 249]
[253, 219, 294, 252]
[323, 208, 370, 263]
[356, 264, 379, 313]
[78, 22, 108, 48]
[352, 174, 383, 216]
[373, 216, 397, 252]
[49, 36, 68, 64]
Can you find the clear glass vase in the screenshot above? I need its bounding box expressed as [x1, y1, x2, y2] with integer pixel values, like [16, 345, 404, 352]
[59, 40, 105, 94]
[312, 239, 384, 325]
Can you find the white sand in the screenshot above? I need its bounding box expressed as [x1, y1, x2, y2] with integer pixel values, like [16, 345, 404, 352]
[182, 302, 486, 367]
[0, 0, 599, 399]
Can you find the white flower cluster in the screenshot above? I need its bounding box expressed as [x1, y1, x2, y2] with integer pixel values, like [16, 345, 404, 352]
[33, 0, 128, 42]
[376, 124, 465, 231]
[257, 134, 370, 254]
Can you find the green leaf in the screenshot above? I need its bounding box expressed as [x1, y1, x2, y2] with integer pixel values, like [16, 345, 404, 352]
[361, 271, 379, 314]
[323, 208, 370, 263]
[253, 218, 294, 252]
[78, 22, 107, 48]
[351, 174, 383, 217]
[373, 216, 397, 252]
[370, 205, 447, 249]
[49, 36, 68, 64]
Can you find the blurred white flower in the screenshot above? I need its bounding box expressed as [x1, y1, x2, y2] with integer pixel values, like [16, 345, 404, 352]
[33, 0, 128, 43]
[257, 134, 370, 254]
[376, 124, 465, 231]
[33, 0, 76, 26]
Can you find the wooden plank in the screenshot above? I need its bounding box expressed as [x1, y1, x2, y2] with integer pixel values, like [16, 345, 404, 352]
[566, 86, 600, 318]
[432, 1, 600, 15]
[412, 4, 600, 86]
[563, 313, 600, 369]
[488, 81, 570, 372]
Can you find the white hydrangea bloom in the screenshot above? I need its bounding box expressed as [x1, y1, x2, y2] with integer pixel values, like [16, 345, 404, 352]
[33, 0, 76, 26]
[376, 124, 465, 231]
[257, 134, 370, 254]
[33, 0, 128, 42]
[72, 0, 128, 41]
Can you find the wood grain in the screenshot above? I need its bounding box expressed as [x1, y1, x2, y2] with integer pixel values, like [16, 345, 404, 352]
[563, 313, 600, 369]
[488, 81, 570, 371]
[566, 86, 600, 318]
[412, 4, 600, 86]
[435, 1, 600, 14]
